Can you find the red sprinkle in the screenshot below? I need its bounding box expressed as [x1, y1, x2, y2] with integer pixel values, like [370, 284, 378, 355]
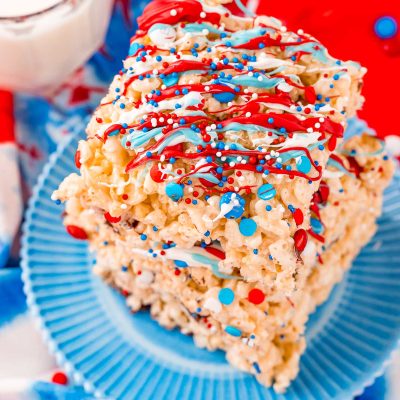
[293, 208, 304, 225]
[248, 288, 266, 305]
[104, 212, 121, 224]
[51, 372, 68, 385]
[74, 150, 81, 169]
[66, 225, 88, 240]
[293, 229, 308, 253]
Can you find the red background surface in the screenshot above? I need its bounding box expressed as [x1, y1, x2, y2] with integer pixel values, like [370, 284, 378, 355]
[256, 0, 400, 137]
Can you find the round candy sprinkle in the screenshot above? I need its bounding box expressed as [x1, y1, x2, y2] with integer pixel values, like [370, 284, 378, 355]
[257, 183, 276, 200]
[374, 16, 398, 39]
[310, 217, 324, 234]
[293, 229, 308, 253]
[248, 288, 265, 305]
[165, 182, 184, 201]
[239, 218, 257, 236]
[293, 208, 304, 225]
[174, 260, 188, 268]
[213, 91, 236, 103]
[66, 225, 87, 240]
[225, 325, 242, 337]
[296, 156, 312, 174]
[219, 192, 245, 219]
[218, 288, 235, 305]
[51, 371, 68, 385]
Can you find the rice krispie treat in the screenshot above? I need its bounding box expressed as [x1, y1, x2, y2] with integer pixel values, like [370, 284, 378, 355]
[52, 0, 394, 391]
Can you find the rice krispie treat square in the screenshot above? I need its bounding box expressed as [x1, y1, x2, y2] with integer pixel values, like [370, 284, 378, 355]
[53, 0, 393, 392]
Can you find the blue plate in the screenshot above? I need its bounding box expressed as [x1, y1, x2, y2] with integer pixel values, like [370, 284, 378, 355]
[21, 130, 400, 400]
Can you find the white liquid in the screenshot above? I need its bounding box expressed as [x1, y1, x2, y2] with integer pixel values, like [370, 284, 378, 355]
[0, 0, 61, 18]
[0, 0, 114, 92]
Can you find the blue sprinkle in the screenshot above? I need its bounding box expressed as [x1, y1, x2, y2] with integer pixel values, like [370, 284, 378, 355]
[213, 91, 235, 103]
[219, 192, 245, 219]
[156, 55, 162, 61]
[174, 260, 188, 268]
[165, 182, 184, 202]
[153, 226, 158, 231]
[122, 265, 128, 272]
[239, 218, 257, 236]
[55, 199, 61, 205]
[374, 16, 398, 39]
[182, 88, 189, 94]
[140, 234, 147, 240]
[225, 325, 242, 337]
[253, 249, 258, 254]
[333, 74, 340, 81]
[204, 230, 211, 237]
[296, 156, 312, 174]
[253, 362, 261, 374]
[267, 117, 274, 124]
[120, 104, 125, 109]
[257, 183, 276, 200]
[311, 217, 324, 234]
[146, 151, 152, 158]
[218, 288, 235, 305]
[318, 144, 324, 150]
[266, 205, 272, 211]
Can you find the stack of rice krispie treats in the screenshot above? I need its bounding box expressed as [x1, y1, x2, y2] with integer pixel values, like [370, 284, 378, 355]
[53, 0, 394, 391]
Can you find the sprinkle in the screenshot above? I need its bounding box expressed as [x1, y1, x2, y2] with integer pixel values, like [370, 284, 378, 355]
[170, 9, 177, 16]
[248, 288, 265, 305]
[257, 183, 276, 200]
[296, 156, 312, 174]
[165, 182, 184, 202]
[239, 218, 257, 236]
[225, 325, 242, 337]
[218, 288, 235, 305]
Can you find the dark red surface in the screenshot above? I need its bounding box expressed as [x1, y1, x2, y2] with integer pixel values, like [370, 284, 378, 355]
[256, 0, 400, 137]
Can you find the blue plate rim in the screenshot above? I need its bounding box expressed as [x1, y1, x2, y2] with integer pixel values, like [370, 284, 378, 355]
[20, 129, 400, 400]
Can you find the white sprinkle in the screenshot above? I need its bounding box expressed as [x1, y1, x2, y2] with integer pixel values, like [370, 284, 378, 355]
[121, 204, 127, 209]
[152, 69, 159, 75]
[170, 9, 177, 16]
[241, 159, 247, 164]
[315, 123, 321, 128]
[252, 93, 258, 99]
[200, 11, 206, 18]
[202, 29, 209, 35]
[227, 102, 233, 107]
[206, 126, 211, 132]
[248, 72, 254, 77]
[167, 118, 174, 124]
[307, 128, 313, 133]
[229, 161, 236, 167]
[246, 112, 251, 117]
[161, 85, 167, 90]
[244, 89, 249, 94]
[319, 117, 325, 122]
[257, 76, 263, 82]
[173, 123, 179, 128]
[160, 155, 166, 161]
[211, 124, 217, 130]
[205, 86, 210, 92]
[234, 186, 240, 191]
[297, 29, 304, 35]
[277, 157, 282, 162]
[159, 117, 165, 122]
[281, 26, 287, 32]
[237, 156, 243, 161]
[216, 152, 222, 157]
[221, 156, 227, 161]
[151, 118, 157, 127]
